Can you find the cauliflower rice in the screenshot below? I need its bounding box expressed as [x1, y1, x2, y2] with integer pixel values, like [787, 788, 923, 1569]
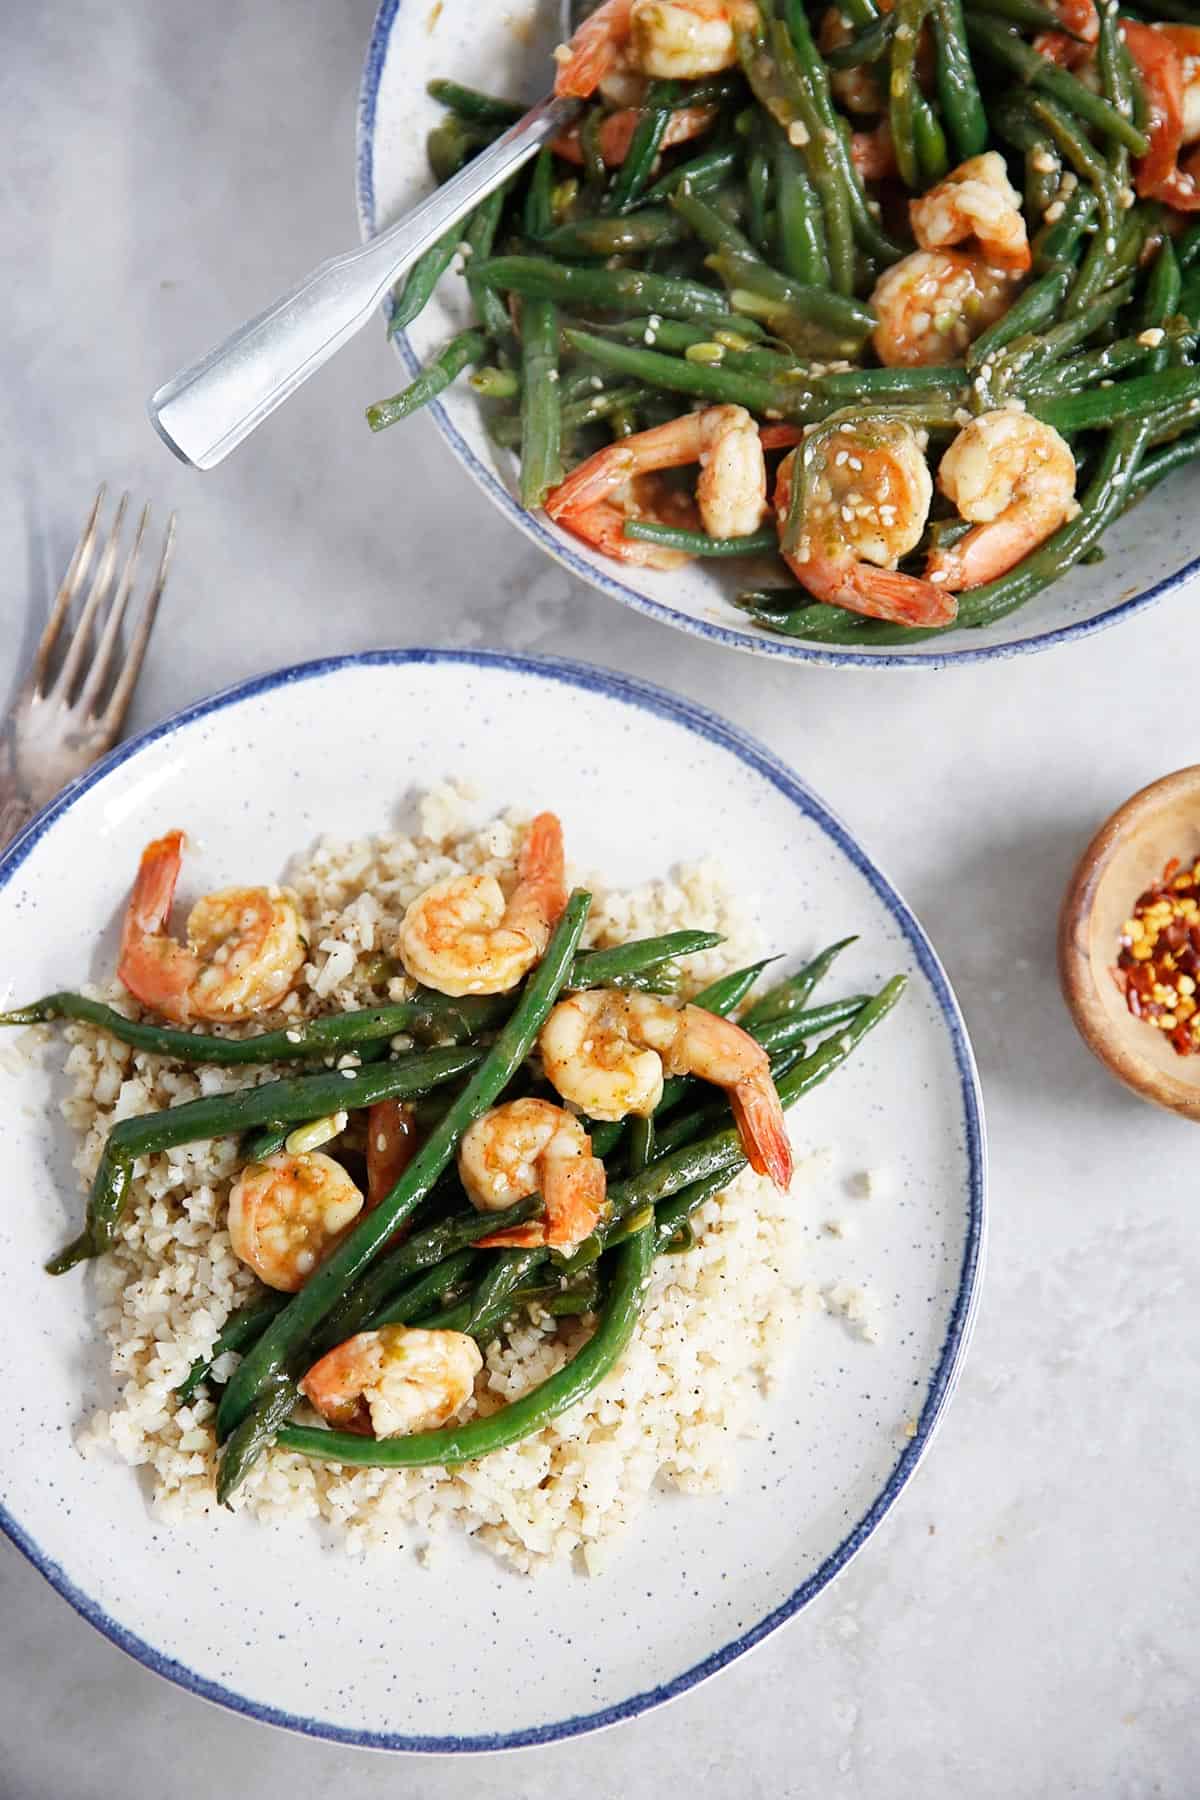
[67, 784, 824, 1574]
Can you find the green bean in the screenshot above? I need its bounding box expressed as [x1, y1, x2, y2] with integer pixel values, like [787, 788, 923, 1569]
[690, 957, 780, 1016]
[734, 17, 857, 295]
[317, 1197, 545, 1350]
[368, 1249, 480, 1331]
[746, 133, 774, 258]
[741, 937, 858, 1030]
[48, 1045, 485, 1275]
[1176, 221, 1200, 274]
[213, 891, 591, 1471]
[426, 116, 500, 185]
[770, 119, 831, 288]
[817, 365, 966, 402]
[965, 18, 1149, 154]
[891, 0, 933, 189]
[519, 297, 562, 509]
[752, 995, 870, 1053]
[462, 1250, 543, 1337]
[562, 327, 818, 417]
[584, 310, 769, 348]
[389, 230, 459, 336]
[1096, 2, 1134, 202]
[471, 366, 520, 399]
[618, 520, 775, 557]
[1027, 95, 1120, 243]
[776, 6, 904, 264]
[966, 266, 1072, 371]
[366, 327, 486, 431]
[465, 180, 516, 343]
[641, 142, 742, 204]
[931, 0, 988, 159]
[579, 105, 608, 193]
[242, 1123, 290, 1161]
[571, 930, 723, 987]
[275, 1224, 656, 1471]
[627, 1113, 655, 1175]
[1139, 239, 1181, 373]
[1031, 183, 1097, 272]
[608, 82, 680, 214]
[1032, 367, 1200, 434]
[825, 13, 895, 67]
[705, 248, 876, 354]
[538, 210, 687, 258]
[174, 1292, 289, 1405]
[427, 79, 524, 124]
[1021, 332, 1167, 394]
[1128, 429, 1200, 495]
[965, 0, 1074, 29]
[491, 384, 655, 447]
[990, 279, 1134, 393]
[475, 256, 742, 328]
[0, 990, 510, 1062]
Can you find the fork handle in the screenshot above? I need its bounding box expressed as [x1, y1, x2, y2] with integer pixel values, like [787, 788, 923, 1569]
[0, 788, 33, 854]
[147, 92, 578, 472]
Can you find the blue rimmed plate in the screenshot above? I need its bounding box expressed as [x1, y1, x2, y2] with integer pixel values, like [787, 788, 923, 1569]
[357, 0, 1200, 669]
[0, 649, 983, 1748]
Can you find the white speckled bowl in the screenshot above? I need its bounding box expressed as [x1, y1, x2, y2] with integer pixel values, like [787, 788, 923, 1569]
[0, 650, 983, 1748]
[357, 0, 1200, 669]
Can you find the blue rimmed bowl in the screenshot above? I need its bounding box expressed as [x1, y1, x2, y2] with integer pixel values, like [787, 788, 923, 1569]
[0, 649, 984, 1748]
[357, 0, 1200, 669]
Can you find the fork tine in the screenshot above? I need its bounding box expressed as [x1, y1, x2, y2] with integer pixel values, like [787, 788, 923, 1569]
[32, 485, 105, 693]
[52, 491, 129, 704]
[101, 512, 175, 736]
[78, 503, 149, 716]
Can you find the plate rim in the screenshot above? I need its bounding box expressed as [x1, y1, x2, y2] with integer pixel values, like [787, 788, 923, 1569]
[0, 646, 987, 1752]
[355, 0, 1200, 671]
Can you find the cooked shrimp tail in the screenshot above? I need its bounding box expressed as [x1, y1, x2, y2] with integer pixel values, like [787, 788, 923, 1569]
[459, 1097, 606, 1249]
[118, 829, 197, 1020]
[554, 0, 635, 97]
[511, 810, 567, 943]
[730, 1068, 794, 1190]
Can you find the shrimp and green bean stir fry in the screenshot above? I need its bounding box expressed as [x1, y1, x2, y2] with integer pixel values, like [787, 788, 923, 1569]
[6, 808, 906, 1500]
[367, 0, 1200, 641]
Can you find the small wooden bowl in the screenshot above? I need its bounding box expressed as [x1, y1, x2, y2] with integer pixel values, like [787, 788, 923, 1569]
[1060, 765, 1200, 1119]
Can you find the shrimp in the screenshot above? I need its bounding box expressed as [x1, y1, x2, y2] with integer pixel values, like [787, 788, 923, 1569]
[227, 1152, 364, 1292]
[396, 812, 566, 997]
[1123, 22, 1200, 211]
[117, 830, 306, 1024]
[458, 1098, 606, 1249]
[909, 152, 1032, 274]
[773, 424, 955, 628]
[820, 7, 886, 114]
[540, 990, 794, 1190]
[1033, 0, 1098, 69]
[554, 0, 750, 97]
[300, 1326, 482, 1437]
[545, 405, 768, 565]
[926, 409, 1078, 590]
[366, 1100, 418, 1209]
[1163, 24, 1200, 145]
[552, 103, 716, 167]
[870, 249, 1015, 367]
[851, 119, 897, 182]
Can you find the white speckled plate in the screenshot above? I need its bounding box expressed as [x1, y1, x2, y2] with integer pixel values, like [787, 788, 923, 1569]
[358, 0, 1200, 668]
[0, 650, 984, 1749]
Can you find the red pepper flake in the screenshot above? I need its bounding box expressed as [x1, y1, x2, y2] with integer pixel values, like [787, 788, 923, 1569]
[1116, 854, 1200, 1053]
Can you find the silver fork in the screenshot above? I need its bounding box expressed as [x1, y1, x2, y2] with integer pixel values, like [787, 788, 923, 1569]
[0, 487, 176, 851]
